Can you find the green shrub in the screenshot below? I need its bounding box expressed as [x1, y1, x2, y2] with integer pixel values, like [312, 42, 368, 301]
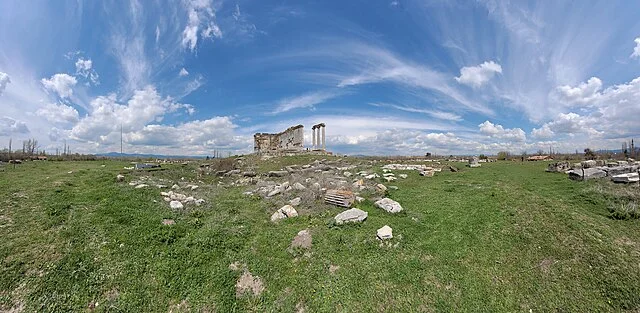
[608, 201, 640, 220]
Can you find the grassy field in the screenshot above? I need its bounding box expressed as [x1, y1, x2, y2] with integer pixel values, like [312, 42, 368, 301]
[1, 158, 639, 312]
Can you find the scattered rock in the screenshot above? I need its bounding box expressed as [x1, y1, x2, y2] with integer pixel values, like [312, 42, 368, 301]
[116, 174, 125, 182]
[270, 205, 298, 222]
[568, 168, 607, 181]
[190, 185, 199, 190]
[170, 201, 184, 209]
[162, 219, 175, 225]
[289, 197, 301, 206]
[134, 184, 148, 189]
[195, 199, 206, 206]
[449, 166, 459, 172]
[268, 170, 288, 177]
[236, 271, 264, 298]
[377, 225, 393, 240]
[612, 172, 639, 183]
[242, 171, 257, 177]
[334, 208, 368, 225]
[355, 196, 365, 203]
[375, 198, 403, 213]
[171, 184, 180, 190]
[399, 174, 408, 179]
[376, 184, 387, 192]
[343, 171, 353, 177]
[290, 229, 312, 249]
[389, 186, 399, 190]
[292, 182, 306, 190]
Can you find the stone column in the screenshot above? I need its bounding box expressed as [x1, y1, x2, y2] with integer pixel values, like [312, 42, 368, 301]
[322, 125, 326, 150]
[316, 127, 321, 150]
[311, 127, 315, 149]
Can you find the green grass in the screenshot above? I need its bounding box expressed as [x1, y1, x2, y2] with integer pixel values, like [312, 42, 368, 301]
[1, 159, 639, 312]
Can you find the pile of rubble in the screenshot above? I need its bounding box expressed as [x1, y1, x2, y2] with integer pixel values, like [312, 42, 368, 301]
[565, 159, 640, 183]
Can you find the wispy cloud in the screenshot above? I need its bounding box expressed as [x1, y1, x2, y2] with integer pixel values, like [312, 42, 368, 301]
[272, 90, 345, 114]
[369, 102, 463, 121]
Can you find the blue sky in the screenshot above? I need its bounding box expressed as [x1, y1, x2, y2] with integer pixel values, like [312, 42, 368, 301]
[1, 0, 640, 156]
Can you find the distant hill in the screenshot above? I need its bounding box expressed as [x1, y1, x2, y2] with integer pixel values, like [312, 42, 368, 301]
[97, 152, 209, 159]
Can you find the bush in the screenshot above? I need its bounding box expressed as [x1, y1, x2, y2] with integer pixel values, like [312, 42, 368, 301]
[608, 201, 640, 220]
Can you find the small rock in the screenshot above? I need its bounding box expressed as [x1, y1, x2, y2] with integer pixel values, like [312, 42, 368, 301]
[389, 186, 399, 190]
[156, 185, 167, 189]
[190, 185, 199, 190]
[267, 188, 282, 197]
[270, 205, 298, 222]
[399, 174, 408, 179]
[268, 170, 288, 177]
[449, 166, 459, 172]
[195, 199, 205, 206]
[116, 174, 125, 182]
[343, 171, 352, 177]
[377, 225, 393, 240]
[374, 198, 403, 213]
[355, 196, 365, 202]
[376, 184, 387, 192]
[292, 182, 306, 190]
[334, 208, 368, 225]
[163, 197, 171, 202]
[160, 191, 170, 197]
[171, 184, 180, 190]
[289, 197, 301, 206]
[170, 201, 184, 209]
[162, 219, 175, 226]
[290, 229, 312, 249]
[242, 171, 257, 177]
[134, 184, 148, 189]
[68, 171, 73, 174]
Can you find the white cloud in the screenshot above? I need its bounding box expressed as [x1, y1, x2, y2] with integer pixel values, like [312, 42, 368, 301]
[75, 58, 99, 85]
[369, 102, 462, 121]
[182, 0, 221, 51]
[273, 90, 344, 114]
[0, 116, 29, 136]
[127, 117, 247, 148]
[36, 103, 80, 125]
[531, 124, 554, 139]
[179, 68, 189, 77]
[478, 120, 526, 142]
[70, 86, 193, 144]
[555, 77, 602, 105]
[233, 4, 241, 21]
[318, 43, 494, 115]
[455, 61, 503, 88]
[41, 73, 77, 98]
[0, 72, 11, 95]
[631, 37, 640, 59]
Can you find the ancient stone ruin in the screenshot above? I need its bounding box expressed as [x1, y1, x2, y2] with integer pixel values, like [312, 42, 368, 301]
[254, 125, 305, 153]
[311, 123, 326, 151]
[254, 123, 329, 154]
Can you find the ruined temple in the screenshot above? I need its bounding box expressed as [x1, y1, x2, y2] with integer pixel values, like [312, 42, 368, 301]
[254, 125, 305, 153]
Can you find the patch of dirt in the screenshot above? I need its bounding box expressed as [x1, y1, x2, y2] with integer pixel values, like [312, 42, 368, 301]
[539, 258, 556, 275]
[290, 229, 312, 249]
[168, 299, 190, 313]
[162, 219, 175, 225]
[614, 236, 636, 246]
[295, 301, 306, 313]
[235, 271, 264, 298]
[105, 288, 120, 302]
[329, 264, 340, 275]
